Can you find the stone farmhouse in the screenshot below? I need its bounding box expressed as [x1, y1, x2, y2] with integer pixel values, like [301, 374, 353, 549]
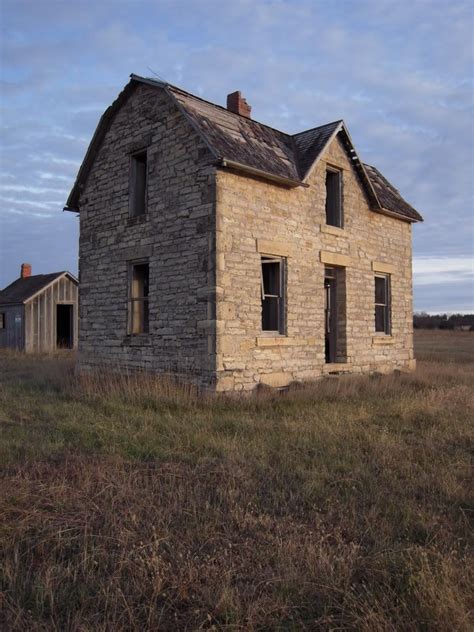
[66, 74, 423, 391]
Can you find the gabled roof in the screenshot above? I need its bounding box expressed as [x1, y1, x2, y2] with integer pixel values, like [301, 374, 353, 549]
[0, 272, 77, 306]
[66, 74, 422, 222]
[293, 120, 342, 179]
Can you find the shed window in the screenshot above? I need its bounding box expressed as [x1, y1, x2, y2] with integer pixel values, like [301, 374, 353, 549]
[375, 274, 391, 334]
[130, 150, 148, 216]
[0, 313, 4, 329]
[128, 263, 149, 334]
[261, 256, 285, 334]
[325, 168, 343, 227]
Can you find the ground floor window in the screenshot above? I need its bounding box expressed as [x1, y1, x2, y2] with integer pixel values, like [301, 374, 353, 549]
[261, 255, 286, 334]
[375, 274, 391, 334]
[324, 266, 347, 362]
[128, 262, 149, 334]
[0, 313, 5, 329]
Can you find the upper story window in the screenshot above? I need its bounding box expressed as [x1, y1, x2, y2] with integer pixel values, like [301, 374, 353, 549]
[0, 313, 5, 329]
[261, 255, 286, 334]
[325, 167, 343, 227]
[375, 274, 391, 335]
[129, 150, 148, 217]
[128, 262, 149, 334]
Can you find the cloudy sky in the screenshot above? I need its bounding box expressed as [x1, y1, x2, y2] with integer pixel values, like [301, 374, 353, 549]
[1, 0, 473, 312]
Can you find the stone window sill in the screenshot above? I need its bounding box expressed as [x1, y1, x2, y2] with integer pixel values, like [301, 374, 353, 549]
[256, 336, 290, 347]
[256, 336, 317, 347]
[127, 213, 149, 227]
[320, 224, 346, 236]
[123, 334, 152, 346]
[323, 363, 353, 373]
[372, 336, 394, 345]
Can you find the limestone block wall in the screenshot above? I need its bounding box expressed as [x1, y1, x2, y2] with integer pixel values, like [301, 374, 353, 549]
[215, 134, 415, 391]
[78, 84, 217, 387]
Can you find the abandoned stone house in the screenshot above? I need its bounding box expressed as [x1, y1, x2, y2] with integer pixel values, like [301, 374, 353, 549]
[66, 74, 423, 391]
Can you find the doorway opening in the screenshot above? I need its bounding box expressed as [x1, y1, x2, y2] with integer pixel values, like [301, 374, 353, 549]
[57, 304, 73, 349]
[324, 266, 347, 363]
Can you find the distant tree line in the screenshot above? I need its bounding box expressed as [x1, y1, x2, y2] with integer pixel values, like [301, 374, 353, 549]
[413, 313, 474, 330]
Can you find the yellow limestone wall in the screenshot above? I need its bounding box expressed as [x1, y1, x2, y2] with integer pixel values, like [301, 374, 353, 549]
[215, 134, 415, 391]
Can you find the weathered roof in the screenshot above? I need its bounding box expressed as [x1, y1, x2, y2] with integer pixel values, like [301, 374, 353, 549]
[0, 272, 77, 306]
[66, 74, 423, 222]
[364, 164, 423, 222]
[170, 84, 301, 184]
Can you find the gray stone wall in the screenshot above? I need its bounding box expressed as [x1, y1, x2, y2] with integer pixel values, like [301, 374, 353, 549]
[78, 84, 217, 387]
[215, 135, 415, 391]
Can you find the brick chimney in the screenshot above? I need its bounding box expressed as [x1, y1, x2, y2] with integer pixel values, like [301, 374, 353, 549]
[21, 263, 32, 278]
[227, 91, 252, 118]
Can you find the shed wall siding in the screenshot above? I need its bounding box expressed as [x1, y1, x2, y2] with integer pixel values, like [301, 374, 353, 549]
[214, 134, 414, 390]
[77, 84, 216, 386]
[0, 305, 25, 350]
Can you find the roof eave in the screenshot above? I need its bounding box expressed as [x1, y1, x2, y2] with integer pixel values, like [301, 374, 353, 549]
[219, 158, 307, 188]
[373, 206, 423, 223]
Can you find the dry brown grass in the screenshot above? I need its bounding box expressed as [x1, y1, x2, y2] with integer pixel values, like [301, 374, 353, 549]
[0, 331, 473, 630]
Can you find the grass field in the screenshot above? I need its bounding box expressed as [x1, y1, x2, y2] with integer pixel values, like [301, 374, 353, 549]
[0, 330, 473, 630]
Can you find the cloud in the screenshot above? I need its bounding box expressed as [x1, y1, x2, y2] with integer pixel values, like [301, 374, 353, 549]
[414, 256, 474, 286]
[0, 0, 473, 313]
[413, 256, 474, 312]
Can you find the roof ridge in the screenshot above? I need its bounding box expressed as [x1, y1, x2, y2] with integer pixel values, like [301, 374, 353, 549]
[292, 119, 343, 138]
[166, 83, 294, 138]
[136, 75, 343, 140]
[134, 76, 305, 139]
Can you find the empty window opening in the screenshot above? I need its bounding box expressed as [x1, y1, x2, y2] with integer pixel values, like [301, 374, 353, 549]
[130, 150, 148, 216]
[375, 274, 391, 334]
[325, 168, 343, 227]
[129, 262, 149, 334]
[261, 256, 285, 334]
[0, 313, 5, 329]
[56, 304, 73, 349]
[324, 266, 347, 363]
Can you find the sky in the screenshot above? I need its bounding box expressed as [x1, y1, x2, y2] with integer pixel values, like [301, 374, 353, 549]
[0, 0, 473, 313]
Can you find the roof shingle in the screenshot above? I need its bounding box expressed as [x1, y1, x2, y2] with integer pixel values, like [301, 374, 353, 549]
[364, 164, 423, 222]
[0, 273, 69, 305]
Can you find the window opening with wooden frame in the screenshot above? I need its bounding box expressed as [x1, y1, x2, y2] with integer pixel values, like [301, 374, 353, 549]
[324, 266, 336, 362]
[325, 167, 343, 227]
[261, 255, 286, 334]
[375, 274, 391, 334]
[128, 262, 149, 334]
[324, 265, 347, 363]
[0, 313, 5, 329]
[129, 149, 148, 217]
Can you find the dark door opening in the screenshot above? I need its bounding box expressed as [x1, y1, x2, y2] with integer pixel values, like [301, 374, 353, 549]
[57, 304, 73, 349]
[324, 268, 337, 363]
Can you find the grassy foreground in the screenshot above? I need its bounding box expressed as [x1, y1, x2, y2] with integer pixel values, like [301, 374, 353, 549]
[0, 331, 473, 630]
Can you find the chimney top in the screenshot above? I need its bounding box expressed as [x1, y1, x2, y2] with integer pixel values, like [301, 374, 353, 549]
[21, 263, 32, 278]
[227, 91, 252, 119]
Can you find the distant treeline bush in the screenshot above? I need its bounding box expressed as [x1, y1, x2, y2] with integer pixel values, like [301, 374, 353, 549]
[414, 312, 474, 330]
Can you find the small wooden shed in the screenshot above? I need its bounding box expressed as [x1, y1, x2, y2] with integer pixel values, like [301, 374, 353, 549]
[0, 264, 78, 352]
